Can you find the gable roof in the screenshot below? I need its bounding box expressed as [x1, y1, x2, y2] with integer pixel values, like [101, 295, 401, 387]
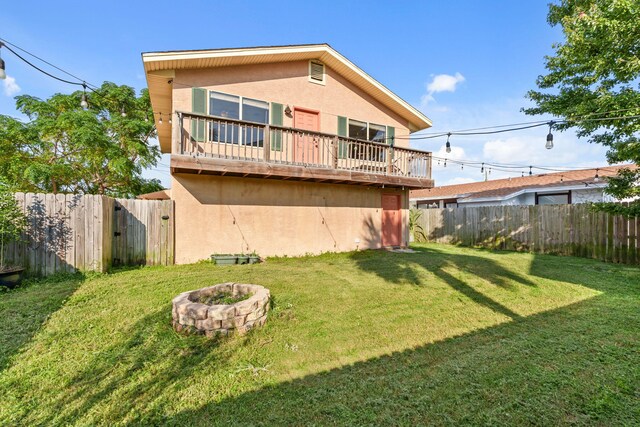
[411, 164, 636, 203]
[142, 44, 432, 151]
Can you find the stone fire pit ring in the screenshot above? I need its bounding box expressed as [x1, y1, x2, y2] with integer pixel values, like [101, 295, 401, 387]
[172, 283, 270, 337]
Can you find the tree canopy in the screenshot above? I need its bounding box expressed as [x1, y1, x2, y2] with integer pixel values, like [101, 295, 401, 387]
[0, 82, 162, 198]
[524, 0, 640, 215]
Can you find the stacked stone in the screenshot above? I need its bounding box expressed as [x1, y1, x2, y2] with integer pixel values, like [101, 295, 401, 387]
[172, 283, 270, 337]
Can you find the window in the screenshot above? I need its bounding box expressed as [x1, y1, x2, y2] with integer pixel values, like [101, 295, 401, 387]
[348, 119, 387, 161]
[208, 91, 269, 146]
[536, 192, 571, 205]
[368, 123, 386, 143]
[348, 119, 368, 140]
[242, 98, 269, 146]
[309, 60, 325, 84]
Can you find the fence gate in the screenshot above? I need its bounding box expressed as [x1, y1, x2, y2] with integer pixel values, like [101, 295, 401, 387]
[112, 199, 174, 267]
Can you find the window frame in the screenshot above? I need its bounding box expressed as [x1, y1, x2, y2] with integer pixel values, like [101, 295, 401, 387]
[207, 90, 270, 147]
[308, 60, 326, 85]
[535, 191, 572, 205]
[347, 119, 387, 144]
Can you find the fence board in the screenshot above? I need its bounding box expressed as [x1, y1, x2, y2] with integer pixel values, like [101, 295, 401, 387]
[417, 204, 639, 265]
[3, 193, 174, 275]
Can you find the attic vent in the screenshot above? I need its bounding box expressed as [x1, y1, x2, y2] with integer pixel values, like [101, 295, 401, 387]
[309, 60, 325, 84]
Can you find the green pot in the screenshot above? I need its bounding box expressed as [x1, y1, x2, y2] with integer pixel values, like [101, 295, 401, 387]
[211, 255, 237, 265]
[236, 255, 250, 265]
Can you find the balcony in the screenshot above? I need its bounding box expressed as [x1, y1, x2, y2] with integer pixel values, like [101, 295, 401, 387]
[170, 112, 434, 189]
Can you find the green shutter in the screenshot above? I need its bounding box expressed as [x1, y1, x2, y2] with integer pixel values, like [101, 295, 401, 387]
[270, 103, 283, 151]
[191, 88, 207, 142]
[386, 126, 395, 145]
[337, 116, 348, 158]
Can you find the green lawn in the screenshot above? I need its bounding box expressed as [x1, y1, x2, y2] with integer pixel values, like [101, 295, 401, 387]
[0, 244, 638, 426]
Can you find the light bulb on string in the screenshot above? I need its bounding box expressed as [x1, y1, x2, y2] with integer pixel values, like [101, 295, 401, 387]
[158, 113, 163, 125]
[80, 83, 88, 110]
[546, 121, 555, 149]
[480, 163, 484, 174]
[121, 105, 127, 117]
[529, 166, 533, 176]
[594, 169, 600, 182]
[0, 42, 6, 80]
[445, 133, 451, 154]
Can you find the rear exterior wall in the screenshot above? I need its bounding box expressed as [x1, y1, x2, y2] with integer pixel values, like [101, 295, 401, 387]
[171, 60, 412, 150]
[171, 174, 408, 263]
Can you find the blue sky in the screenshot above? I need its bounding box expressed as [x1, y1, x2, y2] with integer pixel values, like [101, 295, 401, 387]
[1, 0, 609, 188]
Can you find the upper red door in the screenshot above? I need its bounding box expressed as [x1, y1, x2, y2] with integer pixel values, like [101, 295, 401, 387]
[381, 194, 402, 247]
[293, 108, 320, 163]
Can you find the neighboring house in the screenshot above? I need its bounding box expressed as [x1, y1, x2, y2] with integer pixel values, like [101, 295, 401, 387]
[143, 44, 434, 263]
[410, 165, 635, 208]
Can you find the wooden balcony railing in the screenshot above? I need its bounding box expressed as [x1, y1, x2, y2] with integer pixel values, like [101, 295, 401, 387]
[175, 111, 432, 181]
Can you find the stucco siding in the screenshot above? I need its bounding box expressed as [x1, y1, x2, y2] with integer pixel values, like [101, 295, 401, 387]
[172, 60, 412, 151]
[171, 174, 408, 263]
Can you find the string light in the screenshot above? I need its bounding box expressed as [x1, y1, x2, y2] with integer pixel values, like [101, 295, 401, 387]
[594, 169, 600, 182]
[158, 113, 163, 125]
[121, 105, 127, 117]
[546, 121, 555, 149]
[80, 83, 88, 110]
[0, 42, 6, 80]
[445, 133, 451, 153]
[529, 166, 533, 176]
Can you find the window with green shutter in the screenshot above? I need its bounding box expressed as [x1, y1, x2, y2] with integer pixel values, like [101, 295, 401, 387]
[270, 103, 283, 151]
[386, 126, 395, 145]
[191, 87, 207, 142]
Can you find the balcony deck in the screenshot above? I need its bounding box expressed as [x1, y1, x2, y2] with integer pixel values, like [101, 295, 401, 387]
[170, 112, 434, 189]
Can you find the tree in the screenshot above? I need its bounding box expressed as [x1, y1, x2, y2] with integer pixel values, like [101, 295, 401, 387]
[524, 0, 640, 216]
[0, 82, 162, 198]
[0, 184, 27, 272]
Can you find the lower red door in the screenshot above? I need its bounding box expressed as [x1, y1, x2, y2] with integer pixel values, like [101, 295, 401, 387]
[381, 194, 401, 246]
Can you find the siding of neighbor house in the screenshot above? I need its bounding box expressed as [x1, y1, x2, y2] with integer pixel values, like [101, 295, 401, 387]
[458, 187, 607, 207]
[170, 60, 413, 261]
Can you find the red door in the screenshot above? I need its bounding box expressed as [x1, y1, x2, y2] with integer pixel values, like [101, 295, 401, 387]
[293, 108, 320, 163]
[381, 194, 402, 247]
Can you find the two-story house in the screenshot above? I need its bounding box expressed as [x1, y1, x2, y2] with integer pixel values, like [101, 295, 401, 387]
[142, 44, 434, 263]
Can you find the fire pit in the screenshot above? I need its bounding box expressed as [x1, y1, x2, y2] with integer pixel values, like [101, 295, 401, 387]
[172, 283, 270, 337]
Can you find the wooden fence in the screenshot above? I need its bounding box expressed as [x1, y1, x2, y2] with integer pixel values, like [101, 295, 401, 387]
[416, 204, 639, 264]
[4, 193, 174, 275]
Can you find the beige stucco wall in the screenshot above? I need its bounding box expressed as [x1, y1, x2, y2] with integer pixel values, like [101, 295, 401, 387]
[172, 174, 408, 263]
[172, 60, 412, 150]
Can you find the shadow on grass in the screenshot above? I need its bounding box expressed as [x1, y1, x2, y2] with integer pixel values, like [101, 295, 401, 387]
[159, 277, 638, 426]
[0, 273, 85, 371]
[33, 306, 227, 425]
[350, 246, 539, 320]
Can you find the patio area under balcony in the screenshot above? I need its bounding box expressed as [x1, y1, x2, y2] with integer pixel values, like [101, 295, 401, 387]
[169, 112, 434, 189]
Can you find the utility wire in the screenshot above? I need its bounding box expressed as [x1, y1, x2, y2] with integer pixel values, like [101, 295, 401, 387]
[0, 37, 99, 89]
[1, 43, 85, 86]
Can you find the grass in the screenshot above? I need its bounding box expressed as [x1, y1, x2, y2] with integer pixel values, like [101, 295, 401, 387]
[195, 291, 251, 306]
[0, 243, 638, 425]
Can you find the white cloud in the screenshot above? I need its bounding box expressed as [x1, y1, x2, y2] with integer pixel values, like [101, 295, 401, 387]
[427, 72, 466, 94]
[421, 72, 465, 106]
[440, 177, 476, 186]
[3, 75, 20, 96]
